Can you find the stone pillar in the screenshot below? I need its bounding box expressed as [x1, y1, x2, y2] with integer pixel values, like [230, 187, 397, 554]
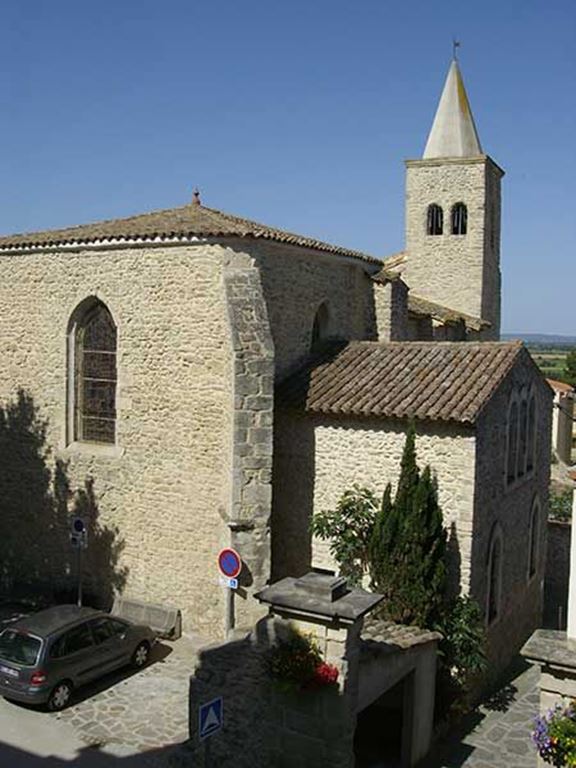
[255, 572, 383, 768]
[523, 495, 576, 767]
[223, 260, 275, 631]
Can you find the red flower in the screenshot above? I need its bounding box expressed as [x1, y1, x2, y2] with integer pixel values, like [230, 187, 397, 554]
[313, 662, 339, 686]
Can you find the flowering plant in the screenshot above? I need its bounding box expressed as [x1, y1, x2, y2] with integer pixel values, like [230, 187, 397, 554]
[533, 701, 576, 766]
[266, 629, 339, 693]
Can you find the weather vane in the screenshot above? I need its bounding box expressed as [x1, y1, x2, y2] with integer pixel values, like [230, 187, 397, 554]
[453, 39, 461, 60]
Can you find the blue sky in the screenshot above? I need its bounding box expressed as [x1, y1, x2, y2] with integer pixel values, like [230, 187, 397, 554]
[0, 1, 574, 334]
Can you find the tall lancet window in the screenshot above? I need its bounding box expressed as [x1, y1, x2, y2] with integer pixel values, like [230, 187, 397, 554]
[311, 302, 330, 352]
[70, 300, 117, 444]
[451, 202, 468, 235]
[426, 204, 443, 235]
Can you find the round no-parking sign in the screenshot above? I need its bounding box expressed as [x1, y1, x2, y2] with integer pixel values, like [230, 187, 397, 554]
[218, 548, 242, 579]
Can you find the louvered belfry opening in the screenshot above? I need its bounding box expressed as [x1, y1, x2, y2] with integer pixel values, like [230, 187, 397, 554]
[75, 302, 117, 444]
[451, 202, 468, 235]
[426, 204, 443, 235]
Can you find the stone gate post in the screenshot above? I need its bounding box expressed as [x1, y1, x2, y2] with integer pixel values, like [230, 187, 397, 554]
[255, 572, 383, 768]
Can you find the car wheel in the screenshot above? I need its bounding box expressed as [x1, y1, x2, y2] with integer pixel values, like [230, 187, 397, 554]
[48, 680, 73, 712]
[132, 641, 150, 669]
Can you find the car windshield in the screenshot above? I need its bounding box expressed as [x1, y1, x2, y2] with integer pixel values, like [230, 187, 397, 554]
[0, 629, 42, 666]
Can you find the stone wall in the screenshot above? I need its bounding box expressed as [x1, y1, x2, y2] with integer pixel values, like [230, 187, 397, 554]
[272, 412, 476, 593]
[186, 615, 360, 768]
[222, 256, 275, 629]
[551, 391, 574, 464]
[473, 354, 552, 674]
[246, 240, 379, 378]
[0, 242, 271, 638]
[372, 279, 409, 342]
[404, 156, 502, 337]
[544, 520, 571, 630]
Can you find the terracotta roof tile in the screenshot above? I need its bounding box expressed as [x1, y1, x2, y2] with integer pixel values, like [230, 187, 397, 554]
[277, 340, 525, 424]
[0, 203, 380, 264]
[547, 378, 574, 394]
[361, 617, 441, 653]
[408, 294, 489, 332]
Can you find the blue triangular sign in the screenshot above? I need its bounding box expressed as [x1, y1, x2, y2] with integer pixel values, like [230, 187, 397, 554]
[199, 697, 223, 740]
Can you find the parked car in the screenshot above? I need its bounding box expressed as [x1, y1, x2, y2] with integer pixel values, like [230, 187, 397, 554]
[0, 605, 156, 711]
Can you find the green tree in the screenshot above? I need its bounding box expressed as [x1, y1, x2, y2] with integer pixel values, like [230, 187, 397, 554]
[564, 350, 576, 387]
[311, 484, 379, 586]
[370, 427, 448, 627]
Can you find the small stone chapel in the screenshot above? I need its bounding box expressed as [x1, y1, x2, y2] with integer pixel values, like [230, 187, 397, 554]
[0, 58, 551, 669]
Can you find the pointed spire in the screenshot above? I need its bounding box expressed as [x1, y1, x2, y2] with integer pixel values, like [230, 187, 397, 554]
[423, 59, 482, 159]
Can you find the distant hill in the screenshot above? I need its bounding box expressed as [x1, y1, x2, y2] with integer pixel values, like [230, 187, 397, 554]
[502, 333, 576, 347]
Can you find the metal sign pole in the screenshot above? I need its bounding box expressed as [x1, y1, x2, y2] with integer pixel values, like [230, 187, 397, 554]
[77, 544, 83, 608]
[224, 588, 234, 636]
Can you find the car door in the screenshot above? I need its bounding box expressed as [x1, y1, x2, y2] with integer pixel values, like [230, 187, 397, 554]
[88, 617, 132, 673]
[49, 622, 98, 686]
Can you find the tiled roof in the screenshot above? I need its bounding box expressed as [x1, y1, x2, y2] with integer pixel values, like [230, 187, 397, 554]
[381, 250, 407, 273]
[277, 340, 525, 424]
[361, 617, 441, 654]
[547, 378, 574, 394]
[0, 203, 380, 264]
[408, 294, 489, 332]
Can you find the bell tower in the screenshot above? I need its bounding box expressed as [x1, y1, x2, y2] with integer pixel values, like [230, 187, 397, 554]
[403, 58, 504, 339]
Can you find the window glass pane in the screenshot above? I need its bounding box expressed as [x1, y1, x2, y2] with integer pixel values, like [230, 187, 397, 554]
[90, 618, 115, 644]
[82, 379, 116, 418]
[83, 352, 116, 381]
[82, 417, 115, 443]
[74, 302, 117, 445]
[50, 635, 67, 659]
[108, 619, 128, 636]
[0, 630, 42, 666]
[59, 624, 94, 656]
[83, 310, 117, 352]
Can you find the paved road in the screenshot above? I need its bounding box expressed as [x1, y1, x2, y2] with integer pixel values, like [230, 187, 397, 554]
[422, 661, 540, 768]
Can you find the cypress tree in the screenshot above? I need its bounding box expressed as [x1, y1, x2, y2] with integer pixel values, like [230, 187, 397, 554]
[370, 426, 448, 627]
[369, 482, 394, 590]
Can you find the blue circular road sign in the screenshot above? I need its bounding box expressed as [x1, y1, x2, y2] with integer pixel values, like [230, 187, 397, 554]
[218, 548, 242, 579]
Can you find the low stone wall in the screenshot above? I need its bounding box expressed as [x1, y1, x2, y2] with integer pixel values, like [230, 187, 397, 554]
[186, 617, 356, 768]
[544, 520, 571, 630]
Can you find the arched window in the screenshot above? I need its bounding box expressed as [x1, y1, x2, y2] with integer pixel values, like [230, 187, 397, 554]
[427, 204, 443, 236]
[311, 302, 330, 352]
[486, 527, 503, 625]
[507, 401, 519, 484]
[69, 300, 117, 444]
[518, 397, 528, 477]
[451, 203, 468, 235]
[527, 394, 536, 473]
[528, 497, 540, 579]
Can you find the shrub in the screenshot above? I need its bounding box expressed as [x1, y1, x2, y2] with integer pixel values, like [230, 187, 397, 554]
[311, 485, 379, 586]
[550, 490, 573, 521]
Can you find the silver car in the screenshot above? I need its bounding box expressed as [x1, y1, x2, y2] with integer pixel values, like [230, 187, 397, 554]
[0, 605, 156, 710]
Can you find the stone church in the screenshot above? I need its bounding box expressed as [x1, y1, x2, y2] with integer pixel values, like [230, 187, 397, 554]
[0, 59, 551, 667]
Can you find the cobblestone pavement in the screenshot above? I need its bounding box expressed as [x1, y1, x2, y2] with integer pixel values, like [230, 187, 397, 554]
[52, 634, 205, 756]
[422, 661, 540, 768]
[0, 602, 207, 766]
